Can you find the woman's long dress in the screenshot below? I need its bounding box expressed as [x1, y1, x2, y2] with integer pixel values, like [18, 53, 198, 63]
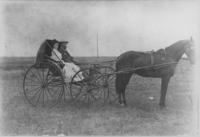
[50, 49, 84, 82]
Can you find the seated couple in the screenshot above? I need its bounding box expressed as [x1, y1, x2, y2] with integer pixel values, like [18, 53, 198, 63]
[51, 41, 84, 82]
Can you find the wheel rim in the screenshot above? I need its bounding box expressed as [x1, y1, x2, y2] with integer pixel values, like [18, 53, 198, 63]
[97, 66, 117, 104]
[106, 74, 118, 103]
[70, 68, 105, 106]
[23, 62, 64, 108]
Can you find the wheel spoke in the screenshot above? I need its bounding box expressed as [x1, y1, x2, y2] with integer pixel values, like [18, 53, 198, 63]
[73, 88, 82, 99]
[25, 86, 41, 94]
[77, 92, 87, 102]
[48, 79, 63, 84]
[46, 69, 52, 81]
[35, 88, 43, 106]
[48, 83, 64, 87]
[47, 73, 56, 82]
[53, 88, 61, 98]
[44, 89, 50, 104]
[29, 88, 42, 104]
[42, 88, 45, 106]
[95, 66, 115, 104]
[25, 76, 40, 83]
[87, 93, 90, 105]
[29, 69, 42, 82]
[36, 69, 44, 83]
[70, 84, 83, 99]
[45, 69, 50, 79]
[47, 77, 63, 84]
[51, 69, 59, 77]
[89, 92, 98, 101]
[46, 87, 54, 99]
[46, 87, 58, 101]
[42, 68, 45, 82]
[52, 87, 63, 102]
[47, 87, 59, 97]
[25, 83, 41, 86]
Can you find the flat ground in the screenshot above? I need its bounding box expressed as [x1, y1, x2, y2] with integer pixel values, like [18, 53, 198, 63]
[0, 57, 197, 135]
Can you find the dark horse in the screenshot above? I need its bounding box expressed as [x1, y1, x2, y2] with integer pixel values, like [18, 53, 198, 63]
[115, 38, 194, 107]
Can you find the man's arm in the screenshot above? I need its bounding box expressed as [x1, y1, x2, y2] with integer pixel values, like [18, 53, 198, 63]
[62, 50, 79, 64]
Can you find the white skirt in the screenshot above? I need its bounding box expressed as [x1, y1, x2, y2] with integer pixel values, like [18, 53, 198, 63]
[62, 62, 84, 82]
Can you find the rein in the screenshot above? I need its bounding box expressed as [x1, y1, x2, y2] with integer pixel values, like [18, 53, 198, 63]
[95, 59, 116, 64]
[104, 61, 178, 76]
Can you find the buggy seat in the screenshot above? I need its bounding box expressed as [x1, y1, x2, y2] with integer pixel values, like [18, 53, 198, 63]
[35, 39, 59, 63]
[35, 39, 65, 69]
[34, 39, 66, 78]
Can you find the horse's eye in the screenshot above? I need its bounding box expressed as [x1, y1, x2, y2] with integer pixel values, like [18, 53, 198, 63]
[185, 46, 192, 51]
[190, 46, 194, 50]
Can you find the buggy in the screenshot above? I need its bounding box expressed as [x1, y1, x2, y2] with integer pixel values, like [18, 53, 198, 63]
[23, 39, 116, 108]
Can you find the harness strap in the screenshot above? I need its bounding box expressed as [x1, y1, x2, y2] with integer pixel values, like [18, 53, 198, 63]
[150, 51, 154, 66]
[163, 48, 167, 56]
[161, 48, 167, 61]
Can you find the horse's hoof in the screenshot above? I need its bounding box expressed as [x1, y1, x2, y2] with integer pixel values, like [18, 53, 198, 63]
[159, 103, 166, 109]
[119, 102, 126, 107]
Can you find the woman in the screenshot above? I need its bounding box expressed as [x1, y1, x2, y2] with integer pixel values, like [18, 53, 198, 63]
[50, 42, 84, 82]
[58, 41, 75, 63]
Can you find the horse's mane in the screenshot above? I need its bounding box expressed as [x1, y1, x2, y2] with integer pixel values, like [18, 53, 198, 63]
[117, 39, 190, 62]
[161, 39, 191, 62]
[165, 40, 189, 51]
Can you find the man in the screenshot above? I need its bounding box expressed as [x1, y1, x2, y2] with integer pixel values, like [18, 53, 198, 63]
[58, 41, 84, 82]
[58, 41, 75, 63]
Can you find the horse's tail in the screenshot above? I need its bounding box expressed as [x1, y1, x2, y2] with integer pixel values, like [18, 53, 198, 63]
[115, 74, 120, 95]
[115, 60, 120, 95]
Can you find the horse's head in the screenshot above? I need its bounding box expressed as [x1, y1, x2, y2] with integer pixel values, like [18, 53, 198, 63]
[184, 37, 195, 65]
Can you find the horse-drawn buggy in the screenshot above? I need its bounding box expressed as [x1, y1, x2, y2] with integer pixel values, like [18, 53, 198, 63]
[23, 38, 194, 108]
[23, 39, 116, 108]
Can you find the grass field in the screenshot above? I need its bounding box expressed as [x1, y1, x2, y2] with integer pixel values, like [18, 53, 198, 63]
[0, 57, 197, 135]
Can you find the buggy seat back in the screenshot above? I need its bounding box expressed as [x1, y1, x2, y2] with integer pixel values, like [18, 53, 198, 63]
[35, 39, 59, 63]
[35, 39, 64, 76]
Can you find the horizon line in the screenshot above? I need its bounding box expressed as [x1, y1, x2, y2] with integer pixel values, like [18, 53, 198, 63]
[0, 56, 117, 58]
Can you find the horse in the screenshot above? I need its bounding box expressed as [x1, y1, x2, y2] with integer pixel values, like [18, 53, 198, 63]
[115, 38, 195, 108]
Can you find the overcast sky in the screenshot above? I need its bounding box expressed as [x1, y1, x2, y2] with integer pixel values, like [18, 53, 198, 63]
[0, 0, 199, 57]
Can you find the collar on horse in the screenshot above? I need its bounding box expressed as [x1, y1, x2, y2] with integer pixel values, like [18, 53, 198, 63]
[148, 48, 167, 66]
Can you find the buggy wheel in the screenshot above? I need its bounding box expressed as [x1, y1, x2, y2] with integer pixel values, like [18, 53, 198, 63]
[70, 68, 107, 107]
[23, 62, 65, 108]
[105, 74, 117, 104]
[95, 66, 117, 104]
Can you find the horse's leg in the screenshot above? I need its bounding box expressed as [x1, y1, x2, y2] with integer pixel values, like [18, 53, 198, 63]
[115, 73, 123, 104]
[121, 73, 132, 106]
[116, 73, 132, 106]
[159, 76, 171, 108]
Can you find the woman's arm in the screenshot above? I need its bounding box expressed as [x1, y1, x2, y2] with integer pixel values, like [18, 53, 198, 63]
[51, 49, 63, 61]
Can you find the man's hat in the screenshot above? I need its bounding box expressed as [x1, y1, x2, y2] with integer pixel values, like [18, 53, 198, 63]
[59, 41, 69, 49]
[61, 41, 69, 44]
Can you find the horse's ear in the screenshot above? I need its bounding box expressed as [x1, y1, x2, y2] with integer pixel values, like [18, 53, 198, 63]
[189, 36, 195, 48]
[190, 36, 193, 42]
